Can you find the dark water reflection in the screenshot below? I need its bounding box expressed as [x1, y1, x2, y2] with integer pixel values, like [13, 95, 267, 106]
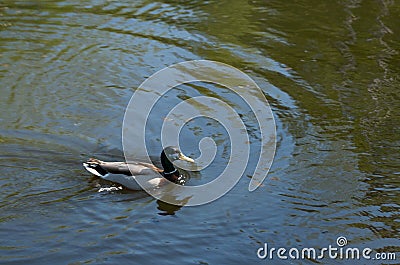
[1, 0, 399, 264]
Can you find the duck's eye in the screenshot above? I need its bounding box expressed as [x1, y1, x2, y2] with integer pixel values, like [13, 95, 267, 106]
[170, 153, 179, 160]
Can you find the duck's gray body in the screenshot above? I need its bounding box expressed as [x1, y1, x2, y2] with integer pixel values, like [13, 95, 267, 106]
[83, 159, 166, 190]
[83, 147, 194, 190]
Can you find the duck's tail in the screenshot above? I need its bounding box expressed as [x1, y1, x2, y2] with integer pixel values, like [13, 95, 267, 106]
[83, 158, 109, 177]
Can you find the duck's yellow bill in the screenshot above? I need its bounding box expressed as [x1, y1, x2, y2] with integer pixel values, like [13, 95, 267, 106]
[179, 154, 195, 163]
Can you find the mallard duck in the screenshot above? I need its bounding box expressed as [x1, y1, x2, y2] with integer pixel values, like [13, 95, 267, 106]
[83, 146, 194, 190]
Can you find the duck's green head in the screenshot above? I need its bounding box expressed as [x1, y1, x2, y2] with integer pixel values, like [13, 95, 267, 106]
[161, 146, 194, 173]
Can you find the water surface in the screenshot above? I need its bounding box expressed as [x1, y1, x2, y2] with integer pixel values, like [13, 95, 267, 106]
[1, 0, 399, 264]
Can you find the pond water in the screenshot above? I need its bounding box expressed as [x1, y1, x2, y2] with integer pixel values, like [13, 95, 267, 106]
[1, 0, 399, 264]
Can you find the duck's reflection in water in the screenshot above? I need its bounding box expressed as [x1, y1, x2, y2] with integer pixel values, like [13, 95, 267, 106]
[156, 195, 192, 216]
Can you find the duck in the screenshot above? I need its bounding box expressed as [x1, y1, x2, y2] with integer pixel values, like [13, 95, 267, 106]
[83, 146, 194, 190]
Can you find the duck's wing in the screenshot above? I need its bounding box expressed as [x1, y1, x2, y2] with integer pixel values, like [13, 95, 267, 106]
[83, 158, 162, 177]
